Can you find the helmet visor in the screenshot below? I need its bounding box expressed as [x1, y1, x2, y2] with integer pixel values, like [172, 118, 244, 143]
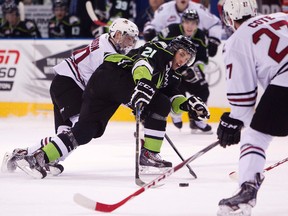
[119, 33, 139, 54]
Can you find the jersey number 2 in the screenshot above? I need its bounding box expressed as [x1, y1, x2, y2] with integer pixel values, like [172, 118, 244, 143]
[252, 20, 288, 63]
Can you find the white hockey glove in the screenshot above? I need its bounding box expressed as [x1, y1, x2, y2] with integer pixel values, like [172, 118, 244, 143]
[130, 78, 156, 108]
[179, 95, 210, 121]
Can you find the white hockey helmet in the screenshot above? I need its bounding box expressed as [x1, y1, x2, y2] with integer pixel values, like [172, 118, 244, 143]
[109, 18, 139, 38]
[223, 0, 257, 28]
[109, 18, 139, 54]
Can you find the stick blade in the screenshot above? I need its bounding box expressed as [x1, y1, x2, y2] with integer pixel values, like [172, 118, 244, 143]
[229, 171, 238, 181]
[73, 193, 96, 211]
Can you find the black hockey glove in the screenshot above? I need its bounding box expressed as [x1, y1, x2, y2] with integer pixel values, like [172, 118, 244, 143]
[179, 96, 210, 121]
[181, 64, 205, 84]
[130, 78, 156, 109]
[208, 36, 221, 57]
[143, 28, 156, 41]
[217, 112, 244, 148]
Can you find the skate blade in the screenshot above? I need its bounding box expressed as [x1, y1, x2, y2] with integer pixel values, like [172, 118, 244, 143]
[140, 165, 170, 175]
[16, 159, 47, 179]
[1, 152, 16, 173]
[190, 129, 213, 135]
[46, 164, 64, 176]
[217, 204, 252, 216]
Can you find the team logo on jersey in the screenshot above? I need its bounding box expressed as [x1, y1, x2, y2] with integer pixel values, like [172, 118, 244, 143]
[167, 15, 177, 23]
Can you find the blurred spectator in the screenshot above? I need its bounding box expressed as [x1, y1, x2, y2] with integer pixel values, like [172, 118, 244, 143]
[144, 0, 221, 57]
[135, 0, 164, 38]
[68, 0, 94, 38]
[258, 0, 282, 14]
[89, 0, 136, 38]
[94, 0, 136, 23]
[0, 0, 42, 38]
[48, 0, 83, 38]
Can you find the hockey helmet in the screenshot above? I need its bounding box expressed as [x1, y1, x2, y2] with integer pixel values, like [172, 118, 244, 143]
[223, 0, 257, 28]
[53, 0, 68, 10]
[109, 18, 139, 38]
[2, 0, 19, 15]
[167, 35, 197, 66]
[181, 9, 199, 24]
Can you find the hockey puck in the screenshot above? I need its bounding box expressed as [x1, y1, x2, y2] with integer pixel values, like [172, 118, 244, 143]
[179, 183, 189, 187]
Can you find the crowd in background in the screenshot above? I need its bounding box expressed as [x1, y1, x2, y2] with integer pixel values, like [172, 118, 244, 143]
[0, 0, 287, 39]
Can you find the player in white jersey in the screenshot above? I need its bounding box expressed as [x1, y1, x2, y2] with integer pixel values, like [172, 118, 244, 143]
[216, 0, 288, 215]
[143, 0, 222, 57]
[1, 18, 139, 175]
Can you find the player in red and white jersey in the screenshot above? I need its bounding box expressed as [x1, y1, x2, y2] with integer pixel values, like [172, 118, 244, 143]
[217, 0, 288, 215]
[1, 18, 139, 176]
[143, 0, 222, 56]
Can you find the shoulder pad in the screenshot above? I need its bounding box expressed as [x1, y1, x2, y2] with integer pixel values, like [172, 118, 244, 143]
[25, 21, 36, 30]
[69, 16, 80, 24]
[156, 41, 168, 49]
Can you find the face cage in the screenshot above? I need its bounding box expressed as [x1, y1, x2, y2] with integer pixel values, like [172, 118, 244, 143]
[223, 10, 236, 31]
[186, 53, 196, 67]
[118, 33, 139, 54]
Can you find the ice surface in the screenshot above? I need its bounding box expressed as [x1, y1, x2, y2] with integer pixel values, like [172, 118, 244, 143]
[0, 116, 287, 216]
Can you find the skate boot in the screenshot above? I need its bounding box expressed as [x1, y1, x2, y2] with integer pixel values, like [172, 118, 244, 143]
[190, 119, 213, 134]
[16, 150, 47, 179]
[140, 148, 172, 174]
[217, 173, 265, 216]
[171, 113, 183, 129]
[45, 160, 64, 176]
[1, 148, 28, 173]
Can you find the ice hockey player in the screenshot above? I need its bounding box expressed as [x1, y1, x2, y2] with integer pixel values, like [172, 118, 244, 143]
[48, 0, 82, 38]
[0, 0, 42, 38]
[143, 0, 222, 57]
[216, 0, 288, 215]
[1, 18, 139, 176]
[5, 35, 210, 179]
[155, 9, 212, 133]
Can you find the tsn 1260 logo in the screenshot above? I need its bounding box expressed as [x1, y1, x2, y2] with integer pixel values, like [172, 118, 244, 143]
[0, 50, 20, 91]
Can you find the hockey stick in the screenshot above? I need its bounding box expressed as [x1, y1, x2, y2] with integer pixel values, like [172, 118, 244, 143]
[164, 134, 197, 179]
[135, 104, 146, 186]
[229, 156, 288, 181]
[18, 2, 25, 21]
[73, 140, 219, 212]
[85, 1, 109, 26]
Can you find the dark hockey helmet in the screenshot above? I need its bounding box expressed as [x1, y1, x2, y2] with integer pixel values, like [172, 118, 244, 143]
[2, 0, 19, 15]
[181, 9, 199, 24]
[53, 0, 68, 10]
[167, 35, 197, 66]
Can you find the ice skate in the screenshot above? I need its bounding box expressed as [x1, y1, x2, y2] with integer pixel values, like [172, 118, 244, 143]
[16, 150, 47, 179]
[140, 148, 172, 174]
[1, 152, 16, 173]
[217, 173, 264, 216]
[45, 160, 64, 176]
[171, 115, 183, 129]
[1, 148, 28, 173]
[190, 119, 213, 134]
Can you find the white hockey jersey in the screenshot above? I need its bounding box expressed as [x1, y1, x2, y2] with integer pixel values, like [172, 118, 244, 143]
[223, 12, 288, 126]
[144, 0, 222, 39]
[53, 33, 117, 90]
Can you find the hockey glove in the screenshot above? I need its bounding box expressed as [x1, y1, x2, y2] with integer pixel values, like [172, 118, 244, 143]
[208, 36, 221, 57]
[217, 112, 244, 148]
[181, 64, 205, 84]
[179, 95, 210, 121]
[130, 78, 156, 109]
[143, 28, 156, 42]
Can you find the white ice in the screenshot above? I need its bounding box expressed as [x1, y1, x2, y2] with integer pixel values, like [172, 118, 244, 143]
[0, 115, 287, 216]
